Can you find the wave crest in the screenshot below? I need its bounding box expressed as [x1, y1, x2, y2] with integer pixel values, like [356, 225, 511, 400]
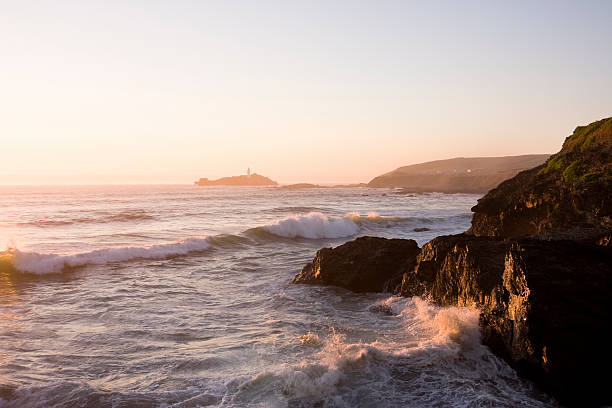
[4, 237, 212, 275]
[261, 212, 359, 239]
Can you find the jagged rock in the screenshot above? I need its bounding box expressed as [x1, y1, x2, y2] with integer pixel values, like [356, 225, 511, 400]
[399, 234, 508, 305]
[469, 117, 612, 242]
[293, 236, 419, 293]
[400, 235, 612, 407]
[295, 117, 612, 406]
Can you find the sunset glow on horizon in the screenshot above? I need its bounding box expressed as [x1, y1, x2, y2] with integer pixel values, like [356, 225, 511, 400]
[2, 1, 611, 185]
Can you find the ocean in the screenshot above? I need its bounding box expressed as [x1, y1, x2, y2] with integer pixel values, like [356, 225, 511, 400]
[0, 185, 558, 407]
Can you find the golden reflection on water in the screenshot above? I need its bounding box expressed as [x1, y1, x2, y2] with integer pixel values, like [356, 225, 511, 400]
[0, 252, 23, 330]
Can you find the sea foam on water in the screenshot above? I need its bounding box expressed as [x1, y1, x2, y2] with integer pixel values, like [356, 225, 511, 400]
[261, 212, 359, 239]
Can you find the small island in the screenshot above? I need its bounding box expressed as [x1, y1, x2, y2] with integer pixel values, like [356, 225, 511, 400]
[195, 168, 277, 186]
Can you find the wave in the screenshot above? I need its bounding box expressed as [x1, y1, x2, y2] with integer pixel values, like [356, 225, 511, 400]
[19, 210, 156, 227]
[2, 210, 470, 274]
[259, 212, 359, 239]
[345, 211, 412, 225]
[228, 297, 556, 407]
[2, 237, 212, 275]
[266, 206, 331, 214]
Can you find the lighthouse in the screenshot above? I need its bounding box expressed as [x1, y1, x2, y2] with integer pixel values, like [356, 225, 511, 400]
[247, 167, 251, 177]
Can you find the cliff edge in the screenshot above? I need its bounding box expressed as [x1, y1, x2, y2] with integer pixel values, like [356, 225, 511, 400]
[469, 117, 612, 242]
[294, 117, 612, 406]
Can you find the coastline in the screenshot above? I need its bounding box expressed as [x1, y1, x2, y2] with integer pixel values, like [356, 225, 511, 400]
[292, 117, 612, 407]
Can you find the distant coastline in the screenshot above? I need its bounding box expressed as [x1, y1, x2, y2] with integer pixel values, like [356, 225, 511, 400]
[367, 154, 550, 193]
[193, 154, 550, 192]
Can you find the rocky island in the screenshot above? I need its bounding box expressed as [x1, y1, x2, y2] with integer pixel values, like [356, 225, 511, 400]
[293, 117, 612, 407]
[368, 154, 550, 193]
[195, 171, 277, 186]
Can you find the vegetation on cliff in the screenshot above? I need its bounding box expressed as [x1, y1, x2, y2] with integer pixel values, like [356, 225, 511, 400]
[294, 117, 612, 406]
[469, 117, 612, 242]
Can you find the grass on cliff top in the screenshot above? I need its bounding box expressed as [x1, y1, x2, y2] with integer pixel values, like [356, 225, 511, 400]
[538, 155, 564, 175]
[562, 160, 582, 182]
[569, 117, 612, 152]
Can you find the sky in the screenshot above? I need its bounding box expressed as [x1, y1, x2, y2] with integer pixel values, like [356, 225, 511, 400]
[1, 0, 611, 184]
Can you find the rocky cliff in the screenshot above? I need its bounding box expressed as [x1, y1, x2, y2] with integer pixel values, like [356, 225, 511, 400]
[399, 235, 612, 406]
[469, 117, 612, 242]
[293, 117, 612, 406]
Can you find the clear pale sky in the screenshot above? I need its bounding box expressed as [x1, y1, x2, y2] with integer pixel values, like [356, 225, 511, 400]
[1, 1, 611, 184]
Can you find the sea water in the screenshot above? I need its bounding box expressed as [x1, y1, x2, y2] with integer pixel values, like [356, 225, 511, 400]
[0, 185, 557, 407]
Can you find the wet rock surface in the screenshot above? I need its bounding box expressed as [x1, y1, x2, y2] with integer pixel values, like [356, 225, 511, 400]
[294, 117, 612, 406]
[292, 236, 419, 293]
[399, 234, 612, 407]
[469, 117, 612, 242]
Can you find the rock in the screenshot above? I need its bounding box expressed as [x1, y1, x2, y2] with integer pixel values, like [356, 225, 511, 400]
[469, 117, 612, 242]
[399, 234, 508, 305]
[293, 236, 420, 293]
[400, 234, 612, 407]
[412, 227, 430, 232]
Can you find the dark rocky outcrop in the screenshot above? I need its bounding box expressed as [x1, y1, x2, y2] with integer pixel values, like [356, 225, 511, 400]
[294, 117, 612, 406]
[469, 117, 612, 241]
[399, 235, 612, 407]
[293, 236, 419, 293]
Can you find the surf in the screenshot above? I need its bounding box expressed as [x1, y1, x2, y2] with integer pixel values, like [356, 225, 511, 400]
[1, 237, 213, 275]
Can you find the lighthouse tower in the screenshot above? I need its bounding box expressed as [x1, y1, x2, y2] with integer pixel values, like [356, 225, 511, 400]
[247, 167, 251, 177]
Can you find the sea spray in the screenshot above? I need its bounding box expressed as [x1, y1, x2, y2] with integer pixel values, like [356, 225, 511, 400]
[228, 296, 555, 407]
[261, 212, 359, 239]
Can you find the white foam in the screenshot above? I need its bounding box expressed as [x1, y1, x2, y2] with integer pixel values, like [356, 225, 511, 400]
[11, 237, 212, 275]
[262, 212, 359, 239]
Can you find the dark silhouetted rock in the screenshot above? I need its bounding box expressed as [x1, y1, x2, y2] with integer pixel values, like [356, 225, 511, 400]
[293, 236, 420, 293]
[469, 117, 612, 242]
[400, 234, 612, 407]
[412, 227, 430, 232]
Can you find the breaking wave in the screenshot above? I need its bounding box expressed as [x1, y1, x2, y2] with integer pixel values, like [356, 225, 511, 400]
[1, 238, 212, 275]
[227, 297, 556, 407]
[1, 210, 468, 275]
[260, 212, 359, 239]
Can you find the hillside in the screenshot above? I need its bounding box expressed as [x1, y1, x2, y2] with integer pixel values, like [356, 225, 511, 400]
[367, 155, 549, 193]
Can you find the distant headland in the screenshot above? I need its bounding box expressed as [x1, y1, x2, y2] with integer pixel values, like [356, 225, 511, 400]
[195, 168, 277, 186]
[367, 154, 550, 193]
